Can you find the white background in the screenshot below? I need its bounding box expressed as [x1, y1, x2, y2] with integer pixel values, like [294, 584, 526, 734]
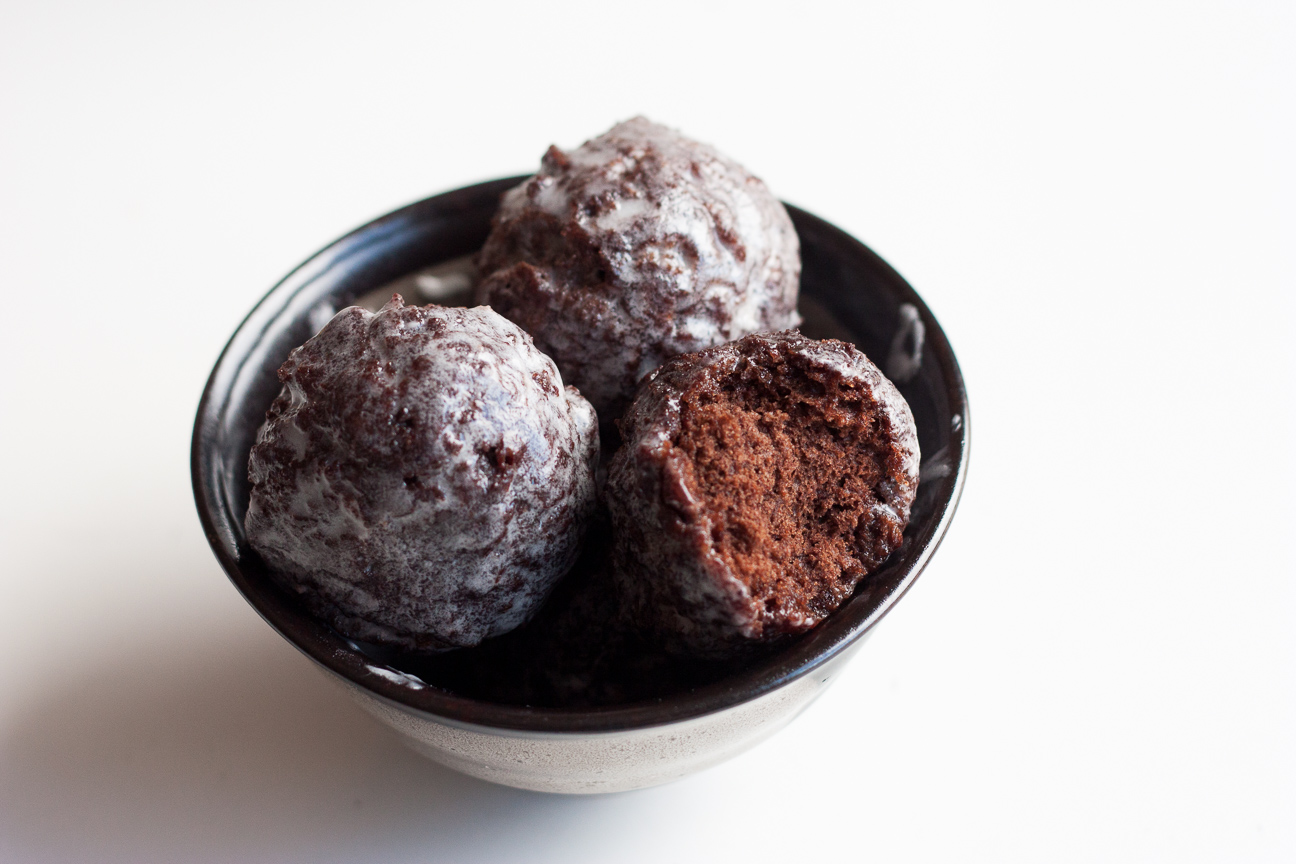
[1, 1, 1293, 861]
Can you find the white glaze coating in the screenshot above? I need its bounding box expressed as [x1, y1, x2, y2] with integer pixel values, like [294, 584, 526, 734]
[885, 302, 925, 384]
[366, 665, 429, 689]
[476, 117, 801, 419]
[246, 298, 599, 651]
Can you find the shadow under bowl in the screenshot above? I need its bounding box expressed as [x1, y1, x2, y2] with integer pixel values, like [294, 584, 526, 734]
[191, 177, 969, 794]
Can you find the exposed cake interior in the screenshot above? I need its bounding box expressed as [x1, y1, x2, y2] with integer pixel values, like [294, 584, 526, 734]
[673, 350, 903, 636]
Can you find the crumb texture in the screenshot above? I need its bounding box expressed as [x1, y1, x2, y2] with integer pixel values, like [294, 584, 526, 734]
[606, 330, 919, 657]
[245, 297, 599, 651]
[475, 117, 801, 420]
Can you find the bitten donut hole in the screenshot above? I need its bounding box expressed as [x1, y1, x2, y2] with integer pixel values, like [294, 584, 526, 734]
[672, 352, 896, 637]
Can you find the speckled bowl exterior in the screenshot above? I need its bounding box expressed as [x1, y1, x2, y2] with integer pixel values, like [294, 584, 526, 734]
[192, 177, 969, 795]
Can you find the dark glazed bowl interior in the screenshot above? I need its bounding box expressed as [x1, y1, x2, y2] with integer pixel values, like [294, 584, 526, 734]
[191, 177, 969, 733]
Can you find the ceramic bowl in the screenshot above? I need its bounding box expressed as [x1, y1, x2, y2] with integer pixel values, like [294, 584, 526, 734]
[191, 176, 969, 794]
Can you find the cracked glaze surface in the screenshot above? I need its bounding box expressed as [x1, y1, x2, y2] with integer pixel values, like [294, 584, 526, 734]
[246, 297, 599, 651]
[476, 117, 801, 420]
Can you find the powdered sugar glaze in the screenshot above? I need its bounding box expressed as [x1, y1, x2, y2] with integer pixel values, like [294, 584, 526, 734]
[245, 297, 599, 651]
[476, 117, 801, 420]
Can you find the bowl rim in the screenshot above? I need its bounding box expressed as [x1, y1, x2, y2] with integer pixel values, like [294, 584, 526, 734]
[191, 176, 970, 734]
